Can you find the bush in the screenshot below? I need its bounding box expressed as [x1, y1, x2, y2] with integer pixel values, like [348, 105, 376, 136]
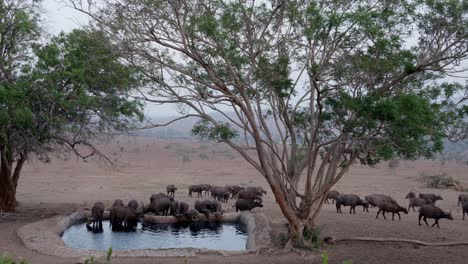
[321, 251, 352, 264]
[0, 255, 27, 264]
[388, 159, 400, 169]
[181, 154, 191, 162]
[419, 172, 459, 189]
[84, 248, 113, 264]
[303, 225, 322, 249]
[199, 153, 209, 160]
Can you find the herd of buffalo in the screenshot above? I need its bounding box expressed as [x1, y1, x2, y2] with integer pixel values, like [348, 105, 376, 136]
[86, 184, 265, 232]
[326, 191, 468, 228]
[86, 185, 468, 233]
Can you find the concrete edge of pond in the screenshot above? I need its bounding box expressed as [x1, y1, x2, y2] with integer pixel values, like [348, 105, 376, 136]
[16, 208, 271, 260]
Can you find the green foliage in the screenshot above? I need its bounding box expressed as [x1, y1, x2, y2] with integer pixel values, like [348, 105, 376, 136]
[321, 252, 352, 264]
[0, 1, 144, 211]
[322, 93, 445, 165]
[0, 25, 143, 158]
[83, 247, 113, 264]
[0, 254, 27, 264]
[191, 119, 239, 141]
[321, 251, 329, 264]
[106, 247, 113, 262]
[302, 225, 323, 249]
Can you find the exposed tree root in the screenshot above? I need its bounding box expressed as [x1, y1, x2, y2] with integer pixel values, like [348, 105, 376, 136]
[273, 237, 321, 256]
[325, 236, 468, 246]
[273, 238, 299, 255]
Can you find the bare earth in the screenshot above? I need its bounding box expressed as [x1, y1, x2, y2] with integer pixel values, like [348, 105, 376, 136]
[1, 137, 468, 264]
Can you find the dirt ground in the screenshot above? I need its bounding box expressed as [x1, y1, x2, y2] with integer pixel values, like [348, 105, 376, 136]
[1, 136, 468, 264]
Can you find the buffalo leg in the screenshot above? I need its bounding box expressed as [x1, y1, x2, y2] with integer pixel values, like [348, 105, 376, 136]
[418, 213, 423, 225]
[376, 209, 382, 219]
[423, 217, 429, 226]
[382, 211, 387, 220]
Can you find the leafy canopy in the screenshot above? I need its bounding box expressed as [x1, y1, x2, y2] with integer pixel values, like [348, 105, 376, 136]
[0, 26, 143, 160]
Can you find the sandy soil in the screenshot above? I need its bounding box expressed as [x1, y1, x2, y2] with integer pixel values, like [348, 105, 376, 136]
[1, 136, 468, 264]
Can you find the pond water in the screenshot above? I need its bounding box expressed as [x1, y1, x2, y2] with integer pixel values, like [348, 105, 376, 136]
[61, 220, 248, 251]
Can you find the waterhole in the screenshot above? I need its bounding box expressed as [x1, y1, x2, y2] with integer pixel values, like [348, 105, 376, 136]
[61, 220, 248, 251]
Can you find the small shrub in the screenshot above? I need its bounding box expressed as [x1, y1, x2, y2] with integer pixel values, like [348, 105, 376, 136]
[83, 247, 113, 264]
[321, 251, 329, 264]
[199, 153, 209, 160]
[164, 144, 172, 149]
[277, 232, 289, 247]
[321, 252, 352, 264]
[199, 144, 209, 149]
[119, 146, 124, 152]
[0, 255, 27, 264]
[388, 159, 400, 169]
[181, 154, 191, 162]
[303, 225, 322, 249]
[419, 172, 459, 189]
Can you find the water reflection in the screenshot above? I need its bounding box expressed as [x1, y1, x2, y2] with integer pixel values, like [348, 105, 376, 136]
[62, 220, 247, 251]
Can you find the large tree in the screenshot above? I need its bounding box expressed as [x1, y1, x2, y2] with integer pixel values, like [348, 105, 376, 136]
[72, 0, 468, 245]
[0, 0, 143, 211]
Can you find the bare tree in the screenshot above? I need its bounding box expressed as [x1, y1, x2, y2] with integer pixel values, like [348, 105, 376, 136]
[71, 0, 468, 246]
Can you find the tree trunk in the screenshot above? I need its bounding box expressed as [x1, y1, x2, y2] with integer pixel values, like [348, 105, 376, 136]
[0, 167, 16, 212]
[270, 182, 317, 246]
[12, 154, 26, 190]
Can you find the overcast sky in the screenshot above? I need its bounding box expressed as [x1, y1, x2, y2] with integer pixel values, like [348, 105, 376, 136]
[41, 0, 180, 118]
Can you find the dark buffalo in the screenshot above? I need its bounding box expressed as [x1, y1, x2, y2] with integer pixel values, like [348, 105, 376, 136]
[408, 197, 433, 212]
[226, 185, 245, 199]
[150, 193, 167, 203]
[169, 200, 180, 216]
[237, 190, 262, 202]
[179, 201, 189, 216]
[189, 185, 204, 198]
[418, 205, 453, 228]
[336, 194, 366, 214]
[87, 202, 104, 232]
[326, 190, 340, 204]
[246, 186, 267, 195]
[186, 209, 200, 222]
[195, 200, 213, 219]
[146, 197, 171, 216]
[419, 193, 443, 204]
[166, 184, 177, 197]
[234, 199, 263, 212]
[365, 194, 396, 208]
[376, 202, 408, 221]
[458, 194, 468, 207]
[200, 184, 213, 196]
